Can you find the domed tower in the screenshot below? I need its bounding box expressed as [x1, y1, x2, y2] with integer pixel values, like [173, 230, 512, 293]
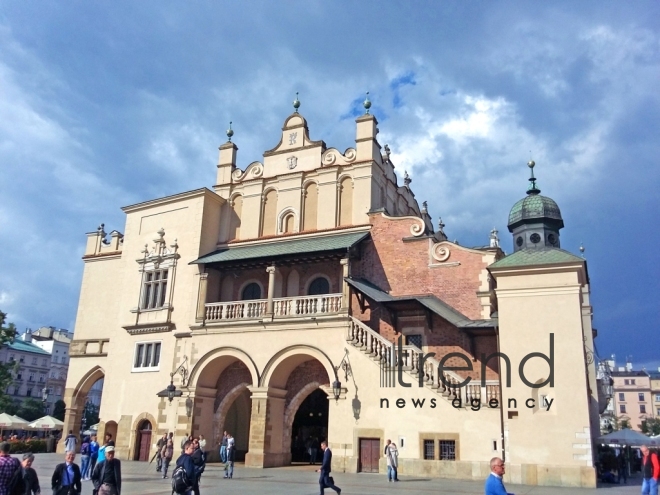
[507, 160, 564, 252]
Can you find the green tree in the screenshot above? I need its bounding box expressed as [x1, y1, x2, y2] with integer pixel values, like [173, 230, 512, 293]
[52, 400, 67, 421]
[83, 402, 99, 428]
[0, 395, 18, 416]
[0, 311, 18, 406]
[640, 418, 660, 436]
[17, 398, 45, 422]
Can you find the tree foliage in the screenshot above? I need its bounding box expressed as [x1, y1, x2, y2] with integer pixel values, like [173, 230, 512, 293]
[640, 418, 660, 436]
[52, 400, 66, 421]
[83, 402, 99, 428]
[0, 310, 18, 410]
[17, 398, 45, 422]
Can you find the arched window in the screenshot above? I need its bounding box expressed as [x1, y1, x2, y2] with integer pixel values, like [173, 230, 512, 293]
[242, 283, 262, 300]
[303, 182, 318, 231]
[283, 213, 295, 233]
[229, 195, 242, 241]
[308, 277, 330, 295]
[338, 177, 353, 226]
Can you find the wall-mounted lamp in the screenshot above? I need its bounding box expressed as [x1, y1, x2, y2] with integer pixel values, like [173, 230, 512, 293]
[332, 349, 353, 402]
[156, 356, 190, 403]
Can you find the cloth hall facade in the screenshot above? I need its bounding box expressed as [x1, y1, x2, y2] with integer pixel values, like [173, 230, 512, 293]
[62, 103, 603, 487]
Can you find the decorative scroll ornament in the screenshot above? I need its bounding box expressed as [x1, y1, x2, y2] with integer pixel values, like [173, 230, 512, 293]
[409, 219, 425, 237]
[232, 162, 263, 182]
[322, 148, 357, 166]
[432, 243, 451, 262]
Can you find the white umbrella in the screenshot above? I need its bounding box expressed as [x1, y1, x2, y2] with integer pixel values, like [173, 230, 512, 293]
[0, 412, 27, 428]
[597, 428, 660, 447]
[27, 415, 65, 430]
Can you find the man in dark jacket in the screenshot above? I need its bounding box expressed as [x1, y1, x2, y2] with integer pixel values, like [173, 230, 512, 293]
[190, 438, 205, 495]
[51, 450, 82, 495]
[91, 445, 122, 495]
[174, 441, 197, 495]
[316, 441, 340, 495]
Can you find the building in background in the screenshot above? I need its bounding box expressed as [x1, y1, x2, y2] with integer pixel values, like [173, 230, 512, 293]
[29, 326, 73, 414]
[0, 336, 51, 410]
[62, 101, 602, 487]
[605, 358, 657, 431]
[650, 371, 660, 419]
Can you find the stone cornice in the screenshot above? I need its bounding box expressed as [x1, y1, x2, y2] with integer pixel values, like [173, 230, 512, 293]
[122, 322, 175, 336]
[122, 188, 224, 213]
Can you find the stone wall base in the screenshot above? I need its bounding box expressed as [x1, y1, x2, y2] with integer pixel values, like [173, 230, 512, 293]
[244, 452, 289, 468]
[331, 456, 596, 489]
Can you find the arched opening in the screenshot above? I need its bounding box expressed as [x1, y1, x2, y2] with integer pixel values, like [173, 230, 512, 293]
[103, 420, 118, 447]
[134, 419, 153, 461]
[308, 277, 330, 295]
[291, 388, 329, 463]
[229, 195, 243, 241]
[338, 177, 353, 226]
[223, 388, 251, 461]
[242, 282, 261, 300]
[61, 367, 105, 452]
[283, 213, 295, 233]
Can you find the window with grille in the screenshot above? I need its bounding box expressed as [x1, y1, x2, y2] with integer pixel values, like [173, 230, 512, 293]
[656, 394, 660, 402]
[308, 277, 330, 295]
[639, 393, 645, 402]
[439, 440, 456, 460]
[631, 379, 636, 385]
[423, 440, 435, 460]
[406, 335, 423, 348]
[620, 404, 626, 413]
[241, 283, 261, 300]
[141, 269, 169, 309]
[640, 405, 646, 414]
[133, 342, 161, 371]
[619, 393, 625, 401]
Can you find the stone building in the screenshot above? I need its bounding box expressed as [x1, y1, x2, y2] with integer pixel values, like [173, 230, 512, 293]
[30, 326, 73, 414]
[62, 100, 602, 487]
[0, 335, 51, 408]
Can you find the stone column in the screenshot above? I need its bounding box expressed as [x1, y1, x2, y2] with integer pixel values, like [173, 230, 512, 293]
[59, 390, 82, 453]
[196, 272, 209, 322]
[340, 258, 350, 311]
[266, 266, 276, 315]
[244, 387, 287, 468]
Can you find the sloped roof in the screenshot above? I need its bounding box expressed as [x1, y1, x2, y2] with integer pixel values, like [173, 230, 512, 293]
[345, 278, 496, 329]
[489, 247, 584, 269]
[7, 340, 51, 355]
[191, 231, 369, 265]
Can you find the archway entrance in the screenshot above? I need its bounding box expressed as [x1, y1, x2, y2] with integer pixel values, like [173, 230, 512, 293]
[291, 388, 329, 463]
[223, 388, 251, 462]
[60, 367, 105, 453]
[134, 420, 152, 461]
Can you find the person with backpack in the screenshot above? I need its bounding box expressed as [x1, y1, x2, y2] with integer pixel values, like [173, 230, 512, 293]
[190, 439, 205, 495]
[80, 437, 91, 481]
[0, 441, 24, 495]
[63, 431, 77, 454]
[160, 439, 174, 479]
[21, 453, 40, 495]
[172, 441, 196, 495]
[88, 435, 100, 481]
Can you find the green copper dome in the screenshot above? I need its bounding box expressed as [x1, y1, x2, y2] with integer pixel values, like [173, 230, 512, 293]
[508, 194, 563, 228]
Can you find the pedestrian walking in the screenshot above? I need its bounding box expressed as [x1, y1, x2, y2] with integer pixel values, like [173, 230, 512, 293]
[97, 436, 114, 465]
[51, 450, 82, 495]
[0, 441, 24, 495]
[223, 434, 235, 479]
[484, 457, 513, 495]
[79, 437, 91, 481]
[198, 435, 206, 451]
[219, 432, 228, 463]
[21, 453, 40, 495]
[640, 445, 659, 495]
[173, 441, 197, 495]
[161, 439, 174, 479]
[384, 439, 399, 482]
[91, 445, 122, 495]
[190, 438, 205, 495]
[617, 450, 628, 484]
[88, 435, 99, 481]
[155, 433, 167, 473]
[316, 441, 340, 495]
[63, 431, 78, 454]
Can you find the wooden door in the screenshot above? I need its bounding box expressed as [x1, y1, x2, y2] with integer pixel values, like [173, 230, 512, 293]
[358, 438, 381, 473]
[138, 429, 151, 461]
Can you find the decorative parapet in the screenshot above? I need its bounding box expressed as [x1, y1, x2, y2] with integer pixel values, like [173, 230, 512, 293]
[69, 339, 109, 358]
[123, 322, 175, 336]
[83, 224, 123, 259]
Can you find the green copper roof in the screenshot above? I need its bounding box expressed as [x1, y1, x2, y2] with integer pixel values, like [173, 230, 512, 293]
[7, 340, 51, 355]
[191, 231, 369, 265]
[508, 194, 563, 227]
[489, 247, 584, 269]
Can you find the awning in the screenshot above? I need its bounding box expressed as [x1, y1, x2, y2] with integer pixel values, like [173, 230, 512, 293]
[346, 277, 496, 330]
[191, 231, 369, 266]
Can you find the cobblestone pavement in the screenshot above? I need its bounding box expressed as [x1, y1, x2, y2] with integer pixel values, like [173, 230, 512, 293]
[23, 454, 639, 494]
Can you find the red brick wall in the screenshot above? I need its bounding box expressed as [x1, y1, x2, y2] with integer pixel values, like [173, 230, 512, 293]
[214, 361, 252, 409]
[353, 213, 490, 320]
[284, 360, 330, 408]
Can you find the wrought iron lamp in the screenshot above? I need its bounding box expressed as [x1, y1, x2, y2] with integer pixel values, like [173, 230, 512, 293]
[157, 356, 190, 403]
[332, 349, 353, 402]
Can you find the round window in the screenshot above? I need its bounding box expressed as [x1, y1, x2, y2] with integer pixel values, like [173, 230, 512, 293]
[516, 236, 524, 247]
[530, 233, 541, 244]
[548, 233, 557, 245]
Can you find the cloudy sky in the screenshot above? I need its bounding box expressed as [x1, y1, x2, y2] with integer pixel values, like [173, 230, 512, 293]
[1, 2, 658, 369]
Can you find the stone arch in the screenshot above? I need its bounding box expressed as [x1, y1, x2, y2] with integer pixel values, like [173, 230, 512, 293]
[338, 175, 354, 226]
[277, 207, 299, 234]
[228, 193, 243, 241]
[261, 188, 278, 236]
[302, 181, 319, 231]
[282, 381, 325, 457]
[213, 383, 251, 446]
[304, 273, 332, 295]
[260, 345, 335, 388]
[131, 412, 157, 461]
[188, 347, 259, 389]
[60, 366, 105, 453]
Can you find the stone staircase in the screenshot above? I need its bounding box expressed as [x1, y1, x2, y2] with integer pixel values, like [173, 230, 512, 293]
[346, 316, 500, 407]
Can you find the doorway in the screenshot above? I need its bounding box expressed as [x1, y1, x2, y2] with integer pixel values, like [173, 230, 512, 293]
[359, 438, 381, 473]
[134, 420, 152, 461]
[291, 389, 329, 463]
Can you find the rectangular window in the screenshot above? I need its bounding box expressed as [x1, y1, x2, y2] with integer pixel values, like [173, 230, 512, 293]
[619, 393, 625, 401]
[639, 393, 645, 402]
[656, 394, 660, 402]
[28, 373, 34, 382]
[620, 404, 626, 413]
[42, 359, 48, 366]
[39, 375, 45, 383]
[439, 440, 456, 460]
[423, 440, 435, 460]
[624, 379, 630, 385]
[8, 354, 14, 362]
[631, 379, 636, 385]
[19, 357, 24, 363]
[133, 342, 162, 371]
[141, 270, 169, 310]
[657, 408, 660, 415]
[31, 357, 37, 365]
[640, 405, 646, 414]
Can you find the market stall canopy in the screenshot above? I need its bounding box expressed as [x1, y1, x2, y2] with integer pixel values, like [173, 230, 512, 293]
[0, 413, 29, 428]
[27, 415, 65, 430]
[597, 428, 660, 446]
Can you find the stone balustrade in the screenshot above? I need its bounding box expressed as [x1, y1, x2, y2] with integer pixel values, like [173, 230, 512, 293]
[205, 293, 343, 321]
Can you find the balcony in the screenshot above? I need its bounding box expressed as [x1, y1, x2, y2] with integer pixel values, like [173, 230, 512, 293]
[205, 293, 343, 322]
